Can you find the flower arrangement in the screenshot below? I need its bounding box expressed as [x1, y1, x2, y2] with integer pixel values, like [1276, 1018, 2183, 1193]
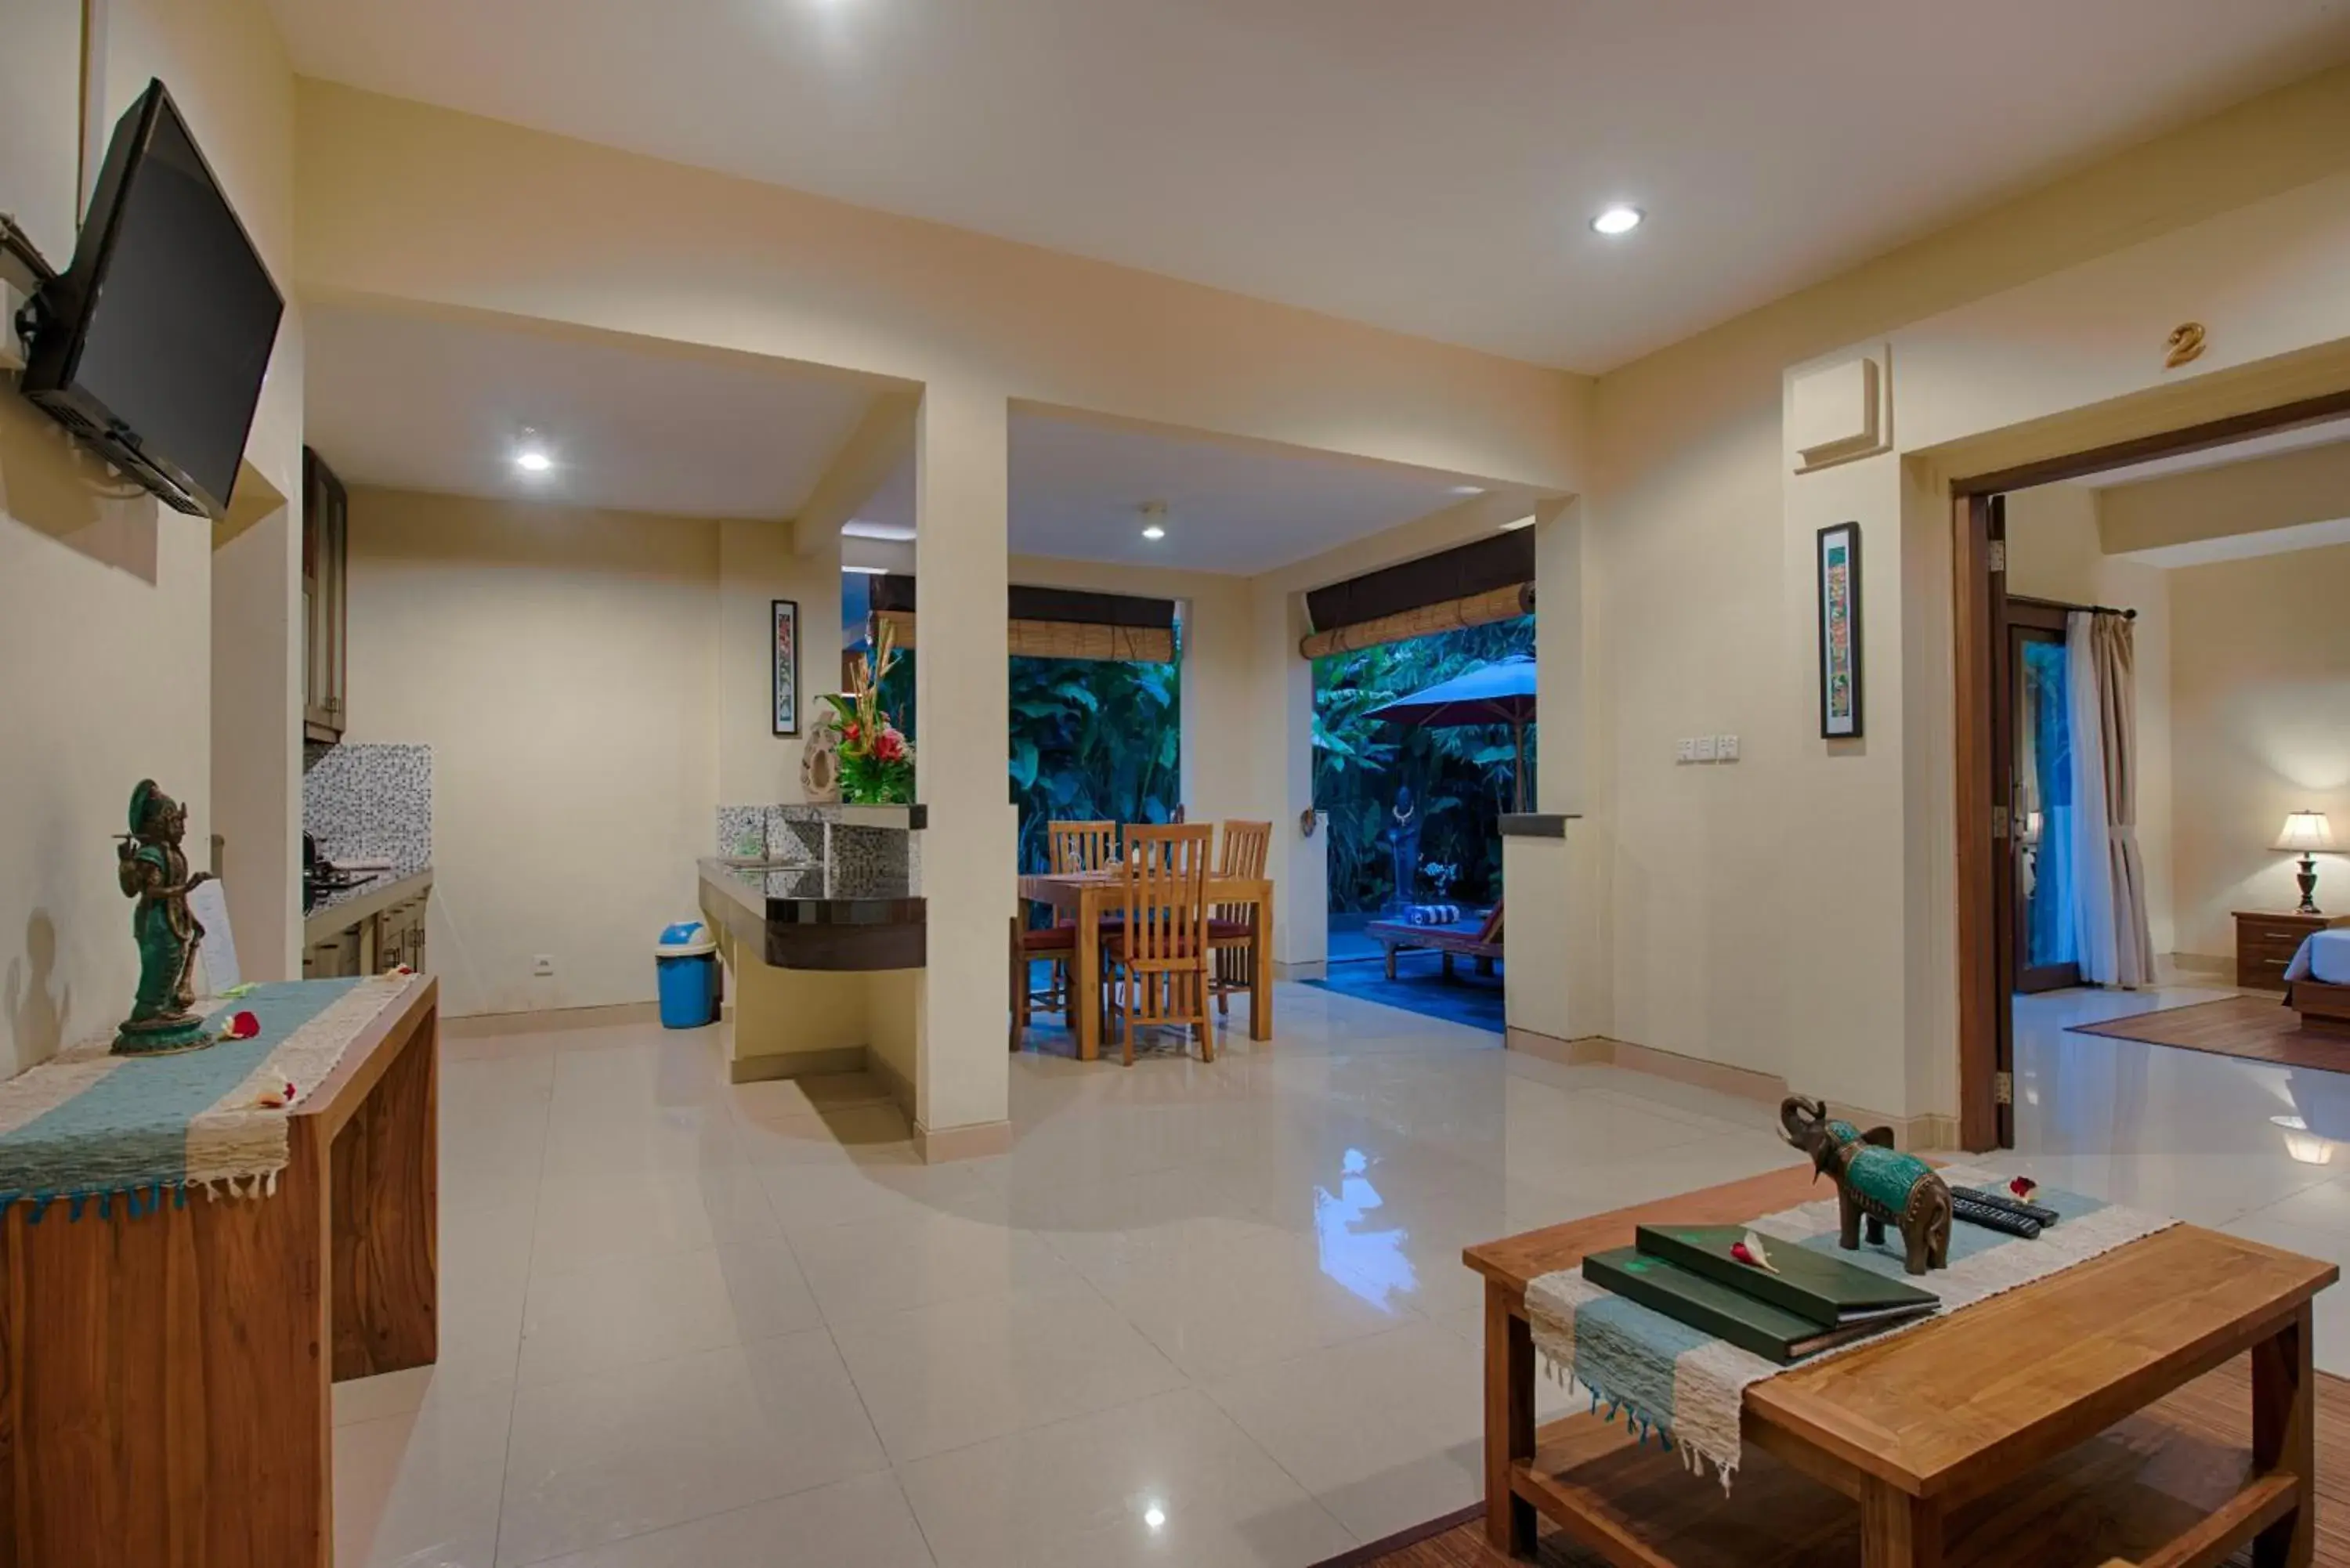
[822, 622, 916, 805]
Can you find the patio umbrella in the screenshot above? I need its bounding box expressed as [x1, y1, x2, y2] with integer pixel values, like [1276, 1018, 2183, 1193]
[1365, 654, 1538, 812]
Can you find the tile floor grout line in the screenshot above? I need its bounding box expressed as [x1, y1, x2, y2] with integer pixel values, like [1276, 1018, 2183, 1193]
[480, 1038, 558, 1568]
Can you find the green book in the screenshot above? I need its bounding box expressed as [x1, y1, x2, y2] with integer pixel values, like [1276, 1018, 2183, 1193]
[1635, 1225, 1939, 1330]
[1582, 1248, 1928, 1366]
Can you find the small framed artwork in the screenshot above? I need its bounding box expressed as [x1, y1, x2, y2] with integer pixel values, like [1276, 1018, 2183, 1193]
[1816, 522, 1863, 739]
[772, 598, 800, 737]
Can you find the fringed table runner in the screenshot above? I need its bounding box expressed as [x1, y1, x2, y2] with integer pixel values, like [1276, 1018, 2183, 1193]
[1524, 1164, 2174, 1494]
[0, 975, 414, 1220]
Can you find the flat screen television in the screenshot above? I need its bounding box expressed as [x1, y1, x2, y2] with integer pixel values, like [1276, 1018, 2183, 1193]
[20, 78, 284, 519]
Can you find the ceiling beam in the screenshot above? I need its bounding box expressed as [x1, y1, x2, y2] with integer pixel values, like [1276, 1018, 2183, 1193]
[793, 389, 916, 557]
[2097, 435, 2350, 556]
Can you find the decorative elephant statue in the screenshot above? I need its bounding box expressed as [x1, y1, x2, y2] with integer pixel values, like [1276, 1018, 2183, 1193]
[1778, 1095, 1953, 1276]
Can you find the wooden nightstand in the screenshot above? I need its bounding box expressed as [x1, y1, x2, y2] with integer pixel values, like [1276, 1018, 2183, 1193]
[2234, 909, 2350, 990]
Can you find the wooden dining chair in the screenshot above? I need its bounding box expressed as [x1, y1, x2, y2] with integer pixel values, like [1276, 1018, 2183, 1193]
[1208, 820, 1272, 1019]
[1103, 823, 1214, 1064]
[1035, 820, 1117, 1010]
[1009, 912, 1079, 1052]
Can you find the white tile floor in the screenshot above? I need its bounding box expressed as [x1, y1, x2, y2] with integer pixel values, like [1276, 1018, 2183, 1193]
[334, 975, 2350, 1566]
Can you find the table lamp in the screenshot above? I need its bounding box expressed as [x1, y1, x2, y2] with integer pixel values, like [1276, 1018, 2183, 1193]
[2273, 810, 2337, 915]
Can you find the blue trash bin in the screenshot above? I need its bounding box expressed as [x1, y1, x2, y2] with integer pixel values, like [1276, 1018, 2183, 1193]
[655, 920, 719, 1029]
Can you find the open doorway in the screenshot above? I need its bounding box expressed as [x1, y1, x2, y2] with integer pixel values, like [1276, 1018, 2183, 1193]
[1954, 393, 2350, 1148]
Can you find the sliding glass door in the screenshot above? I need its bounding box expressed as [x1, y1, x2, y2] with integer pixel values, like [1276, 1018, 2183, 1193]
[2009, 609, 2080, 993]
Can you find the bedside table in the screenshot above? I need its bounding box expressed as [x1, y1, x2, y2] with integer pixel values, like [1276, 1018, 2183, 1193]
[2234, 909, 2350, 990]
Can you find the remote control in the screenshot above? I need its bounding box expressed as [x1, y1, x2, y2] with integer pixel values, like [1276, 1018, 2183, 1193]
[1954, 1186, 2060, 1227]
[1952, 1194, 2041, 1239]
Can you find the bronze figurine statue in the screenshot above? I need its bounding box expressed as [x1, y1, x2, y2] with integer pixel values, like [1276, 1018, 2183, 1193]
[114, 779, 215, 1055]
[1779, 1095, 1952, 1276]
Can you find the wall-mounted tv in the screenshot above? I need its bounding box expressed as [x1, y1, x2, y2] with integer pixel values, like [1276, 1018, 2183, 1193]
[20, 78, 284, 519]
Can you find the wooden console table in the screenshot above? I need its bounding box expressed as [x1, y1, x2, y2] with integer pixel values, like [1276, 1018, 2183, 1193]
[0, 974, 440, 1568]
[1466, 1164, 2335, 1567]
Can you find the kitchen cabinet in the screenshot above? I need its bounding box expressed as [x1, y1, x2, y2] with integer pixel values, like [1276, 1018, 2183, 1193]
[303, 447, 349, 743]
[303, 873, 432, 980]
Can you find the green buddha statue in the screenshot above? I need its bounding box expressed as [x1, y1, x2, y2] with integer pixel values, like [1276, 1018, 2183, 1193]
[114, 779, 215, 1055]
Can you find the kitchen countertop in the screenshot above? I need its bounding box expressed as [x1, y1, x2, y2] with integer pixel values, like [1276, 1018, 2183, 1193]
[697, 858, 925, 971]
[305, 867, 432, 937]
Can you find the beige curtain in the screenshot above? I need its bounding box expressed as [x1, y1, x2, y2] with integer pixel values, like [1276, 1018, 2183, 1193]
[2092, 613, 2157, 988]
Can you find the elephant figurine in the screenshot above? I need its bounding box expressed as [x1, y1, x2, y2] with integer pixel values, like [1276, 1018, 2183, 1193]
[1778, 1095, 1953, 1276]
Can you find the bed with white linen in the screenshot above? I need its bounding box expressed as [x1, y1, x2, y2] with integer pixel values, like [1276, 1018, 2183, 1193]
[2283, 929, 2350, 1030]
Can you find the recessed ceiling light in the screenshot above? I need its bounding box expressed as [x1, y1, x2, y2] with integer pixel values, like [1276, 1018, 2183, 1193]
[513, 428, 554, 473]
[1591, 204, 1643, 237]
[1139, 500, 1169, 541]
[1143, 1504, 1167, 1532]
[1450, 484, 1487, 496]
[1141, 525, 1167, 541]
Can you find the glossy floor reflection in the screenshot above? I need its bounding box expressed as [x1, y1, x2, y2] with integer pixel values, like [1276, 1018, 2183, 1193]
[334, 977, 2350, 1567]
[335, 984, 1800, 1567]
[2013, 981, 2350, 1374]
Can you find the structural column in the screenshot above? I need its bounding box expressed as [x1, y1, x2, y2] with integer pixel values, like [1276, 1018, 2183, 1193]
[1504, 497, 1584, 1047]
[912, 381, 1013, 1154]
[1251, 580, 1325, 977]
[211, 500, 302, 981]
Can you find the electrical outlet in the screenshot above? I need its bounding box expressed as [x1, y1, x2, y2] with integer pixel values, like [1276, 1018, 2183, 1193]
[532, 954, 555, 977]
[1691, 735, 1717, 762]
[1716, 733, 1741, 761]
[1675, 738, 1696, 764]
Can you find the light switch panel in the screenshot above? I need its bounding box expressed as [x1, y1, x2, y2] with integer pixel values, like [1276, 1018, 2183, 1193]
[1691, 735, 1718, 762]
[1675, 739, 1696, 764]
[1716, 733, 1740, 761]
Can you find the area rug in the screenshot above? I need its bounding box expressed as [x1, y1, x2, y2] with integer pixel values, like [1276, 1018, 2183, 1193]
[1318, 1360, 2350, 1567]
[2069, 993, 2350, 1073]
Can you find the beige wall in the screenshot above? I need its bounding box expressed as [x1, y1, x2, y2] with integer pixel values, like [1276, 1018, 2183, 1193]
[719, 517, 842, 804]
[0, 0, 298, 1074]
[1585, 65, 2350, 1123]
[2001, 483, 2177, 956]
[2168, 542, 2350, 958]
[343, 488, 721, 1017]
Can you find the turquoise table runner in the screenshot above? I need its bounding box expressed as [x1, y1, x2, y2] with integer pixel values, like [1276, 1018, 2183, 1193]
[1524, 1163, 2175, 1493]
[0, 975, 414, 1220]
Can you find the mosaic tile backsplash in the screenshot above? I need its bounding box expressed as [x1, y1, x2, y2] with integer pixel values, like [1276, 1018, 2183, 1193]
[304, 742, 433, 874]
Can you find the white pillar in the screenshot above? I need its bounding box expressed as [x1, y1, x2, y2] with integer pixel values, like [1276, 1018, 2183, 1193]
[1252, 581, 1325, 977]
[1505, 497, 1584, 1047]
[211, 502, 302, 981]
[912, 381, 1013, 1155]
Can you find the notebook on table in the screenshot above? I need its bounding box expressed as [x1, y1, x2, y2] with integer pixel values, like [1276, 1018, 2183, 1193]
[1582, 1247, 1933, 1365]
[1634, 1224, 1939, 1328]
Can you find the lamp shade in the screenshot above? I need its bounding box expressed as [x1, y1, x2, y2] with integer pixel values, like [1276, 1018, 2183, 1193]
[2274, 811, 2337, 854]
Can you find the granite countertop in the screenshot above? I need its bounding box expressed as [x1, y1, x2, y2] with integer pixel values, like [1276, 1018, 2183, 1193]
[306, 866, 433, 930]
[697, 858, 922, 923]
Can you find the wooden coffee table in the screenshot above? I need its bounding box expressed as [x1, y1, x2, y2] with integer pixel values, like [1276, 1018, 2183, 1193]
[1466, 1164, 2336, 1567]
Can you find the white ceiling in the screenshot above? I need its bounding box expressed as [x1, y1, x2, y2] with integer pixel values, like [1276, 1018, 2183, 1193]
[2085, 416, 2350, 489]
[855, 413, 1503, 575]
[266, 0, 2350, 370]
[302, 303, 881, 517]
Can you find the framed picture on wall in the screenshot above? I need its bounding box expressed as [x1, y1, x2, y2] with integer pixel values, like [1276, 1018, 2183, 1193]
[1817, 522, 1863, 739]
[772, 598, 800, 737]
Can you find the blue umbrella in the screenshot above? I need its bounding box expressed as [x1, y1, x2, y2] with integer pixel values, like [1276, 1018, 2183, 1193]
[1366, 654, 1537, 811]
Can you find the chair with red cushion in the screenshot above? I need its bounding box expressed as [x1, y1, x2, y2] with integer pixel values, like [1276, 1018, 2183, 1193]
[1208, 820, 1271, 1020]
[1009, 915, 1079, 1051]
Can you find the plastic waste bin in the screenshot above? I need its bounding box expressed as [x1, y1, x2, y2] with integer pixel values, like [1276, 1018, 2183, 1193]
[655, 920, 719, 1029]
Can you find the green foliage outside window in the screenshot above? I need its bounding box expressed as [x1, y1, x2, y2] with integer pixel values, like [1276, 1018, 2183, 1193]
[1313, 617, 1535, 913]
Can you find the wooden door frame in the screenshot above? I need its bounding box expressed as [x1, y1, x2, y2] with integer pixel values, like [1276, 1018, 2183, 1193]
[1949, 386, 2350, 1151]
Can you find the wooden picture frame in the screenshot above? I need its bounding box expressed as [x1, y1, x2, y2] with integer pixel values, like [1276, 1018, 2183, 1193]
[1816, 522, 1863, 739]
[772, 598, 800, 737]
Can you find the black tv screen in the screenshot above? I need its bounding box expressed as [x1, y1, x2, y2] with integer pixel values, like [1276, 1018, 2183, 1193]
[21, 79, 284, 518]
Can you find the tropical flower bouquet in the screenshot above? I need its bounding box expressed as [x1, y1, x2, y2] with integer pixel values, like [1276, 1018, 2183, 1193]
[822, 623, 916, 805]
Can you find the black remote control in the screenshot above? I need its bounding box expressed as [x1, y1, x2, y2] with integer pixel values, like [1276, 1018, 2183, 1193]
[1952, 1194, 2041, 1239]
[1954, 1186, 2060, 1227]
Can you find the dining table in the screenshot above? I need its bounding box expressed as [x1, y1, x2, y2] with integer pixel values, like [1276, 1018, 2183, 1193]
[1018, 869, 1274, 1060]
